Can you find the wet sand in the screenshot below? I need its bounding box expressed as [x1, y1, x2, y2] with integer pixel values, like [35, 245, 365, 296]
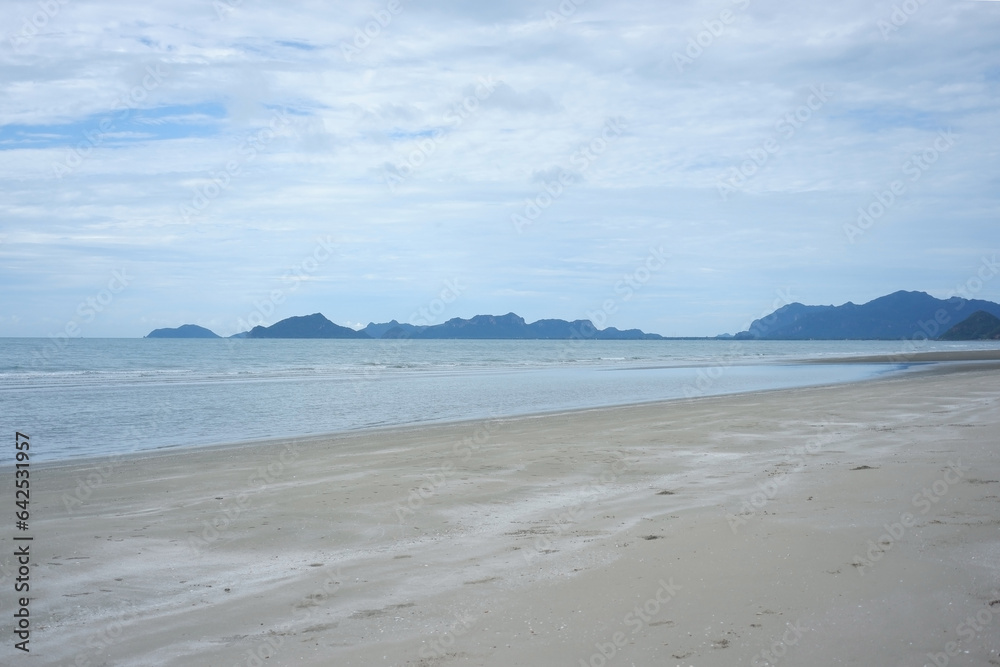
[5, 359, 1000, 666]
[809, 348, 1000, 363]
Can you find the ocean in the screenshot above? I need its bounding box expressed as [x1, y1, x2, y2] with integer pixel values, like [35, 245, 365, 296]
[2, 337, 997, 462]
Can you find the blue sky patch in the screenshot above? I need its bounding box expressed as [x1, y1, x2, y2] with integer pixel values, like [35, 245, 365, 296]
[838, 107, 941, 133]
[276, 40, 318, 51]
[0, 102, 227, 150]
[387, 128, 444, 141]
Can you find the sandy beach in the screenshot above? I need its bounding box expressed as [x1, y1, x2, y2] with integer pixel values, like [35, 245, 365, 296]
[6, 360, 1000, 666]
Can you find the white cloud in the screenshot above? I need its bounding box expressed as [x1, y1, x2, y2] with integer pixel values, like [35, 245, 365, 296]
[0, 0, 998, 337]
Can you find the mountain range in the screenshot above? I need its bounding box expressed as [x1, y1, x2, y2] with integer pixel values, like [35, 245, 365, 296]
[145, 291, 1000, 341]
[728, 290, 1000, 340]
[146, 312, 664, 340]
[384, 313, 663, 340]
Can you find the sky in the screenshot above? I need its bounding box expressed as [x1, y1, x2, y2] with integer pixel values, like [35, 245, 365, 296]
[1, 0, 998, 338]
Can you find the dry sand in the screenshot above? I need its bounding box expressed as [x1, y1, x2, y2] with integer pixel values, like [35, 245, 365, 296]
[4, 361, 1000, 666]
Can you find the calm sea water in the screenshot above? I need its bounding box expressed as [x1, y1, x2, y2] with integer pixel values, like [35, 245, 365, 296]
[2, 337, 997, 462]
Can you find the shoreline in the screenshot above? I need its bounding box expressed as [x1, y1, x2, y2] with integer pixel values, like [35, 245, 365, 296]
[9, 359, 1000, 665]
[30, 352, 1000, 470]
[805, 348, 1000, 363]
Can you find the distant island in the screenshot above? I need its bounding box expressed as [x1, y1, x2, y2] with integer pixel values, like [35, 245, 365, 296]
[245, 313, 370, 339]
[145, 291, 1000, 341]
[939, 310, 1000, 341]
[146, 312, 665, 340]
[146, 324, 220, 339]
[725, 290, 1000, 341]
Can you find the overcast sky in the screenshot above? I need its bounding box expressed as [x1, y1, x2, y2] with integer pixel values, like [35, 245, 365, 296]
[1, 0, 998, 337]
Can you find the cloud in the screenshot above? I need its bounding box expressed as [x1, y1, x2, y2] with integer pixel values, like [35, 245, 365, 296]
[0, 0, 997, 337]
[530, 165, 583, 185]
[481, 82, 561, 113]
